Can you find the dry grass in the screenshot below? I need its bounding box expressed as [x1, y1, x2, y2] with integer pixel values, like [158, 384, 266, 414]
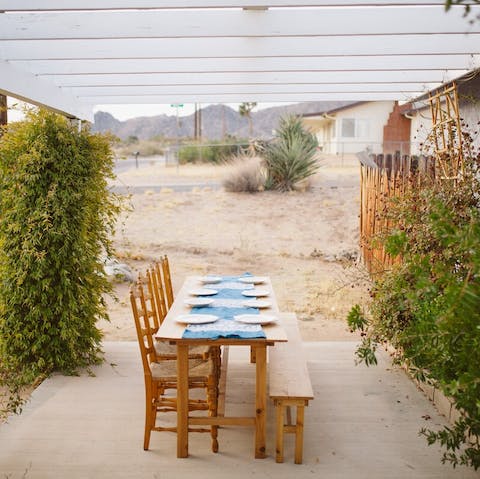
[222, 155, 265, 193]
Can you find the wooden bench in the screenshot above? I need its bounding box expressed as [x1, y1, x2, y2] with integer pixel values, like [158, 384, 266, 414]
[269, 313, 314, 464]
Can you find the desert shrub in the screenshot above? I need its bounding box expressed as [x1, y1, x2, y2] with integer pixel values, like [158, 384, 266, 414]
[178, 140, 249, 165]
[222, 155, 264, 193]
[347, 148, 480, 470]
[261, 115, 319, 191]
[0, 109, 119, 385]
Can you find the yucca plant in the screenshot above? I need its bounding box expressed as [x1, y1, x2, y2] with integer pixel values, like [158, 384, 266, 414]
[262, 115, 319, 192]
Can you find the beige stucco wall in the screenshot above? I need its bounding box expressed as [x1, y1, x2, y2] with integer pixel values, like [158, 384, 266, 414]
[305, 101, 396, 155]
[332, 101, 395, 154]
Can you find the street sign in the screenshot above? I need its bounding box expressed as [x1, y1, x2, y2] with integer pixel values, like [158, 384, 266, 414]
[170, 104, 184, 108]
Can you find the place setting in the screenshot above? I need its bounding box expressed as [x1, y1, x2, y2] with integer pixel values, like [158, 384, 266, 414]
[233, 314, 278, 325]
[175, 313, 219, 324]
[241, 288, 270, 298]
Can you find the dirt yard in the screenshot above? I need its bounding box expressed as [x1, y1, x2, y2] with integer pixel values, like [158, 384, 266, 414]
[100, 157, 369, 342]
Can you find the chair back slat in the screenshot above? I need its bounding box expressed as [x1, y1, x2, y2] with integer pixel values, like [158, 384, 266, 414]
[161, 255, 174, 309]
[148, 265, 168, 324]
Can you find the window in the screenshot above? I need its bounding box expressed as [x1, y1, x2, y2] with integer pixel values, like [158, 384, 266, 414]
[340, 118, 370, 138]
[341, 118, 355, 138]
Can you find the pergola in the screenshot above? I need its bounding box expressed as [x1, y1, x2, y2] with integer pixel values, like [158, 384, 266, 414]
[0, 1, 479, 122]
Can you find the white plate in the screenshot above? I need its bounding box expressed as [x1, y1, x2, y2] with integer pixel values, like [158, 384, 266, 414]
[238, 276, 268, 284]
[175, 314, 219, 324]
[234, 314, 278, 325]
[189, 288, 218, 296]
[242, 289, 270, 297]
[184, 297, 215, 307]
[199, 276, 222, 284]
[243, 299, 271, 309]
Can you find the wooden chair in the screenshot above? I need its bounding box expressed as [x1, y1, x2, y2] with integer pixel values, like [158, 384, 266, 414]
[160, 255, 174, 309]
[130, 279, 219, 452]
[145, 267, 212, 361]
[147, 264, 223, 403]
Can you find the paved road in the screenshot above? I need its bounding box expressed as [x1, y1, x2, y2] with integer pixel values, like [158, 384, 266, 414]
[110, 183, 221, 194]
[114, 155, 166, 174]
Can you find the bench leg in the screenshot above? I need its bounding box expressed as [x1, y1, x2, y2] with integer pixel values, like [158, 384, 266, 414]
[294, 405, 305, 464]
[275, 402, 285, 463]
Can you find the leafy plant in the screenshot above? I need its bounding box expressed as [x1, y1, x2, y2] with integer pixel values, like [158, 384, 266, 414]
[348, 148, 480, 469]
[261, 115, 319, 192]
[0, 109, 119, 386]
[178, 140, 248, 165]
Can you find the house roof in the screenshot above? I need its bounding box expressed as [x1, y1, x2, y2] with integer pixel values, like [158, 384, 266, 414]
[406, 68, 480, 113]
[301, 101, 368, 118]
[1, 2, 480, 121]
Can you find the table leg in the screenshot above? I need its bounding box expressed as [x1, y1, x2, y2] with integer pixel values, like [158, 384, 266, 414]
[177, 343, 189, 458]
[254, 345, 267, 458]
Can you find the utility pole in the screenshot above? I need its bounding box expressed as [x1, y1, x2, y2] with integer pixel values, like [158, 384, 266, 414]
[194, 103, 198, 140]
[198, 104, 202, 142]
[222, 104, 226, 139]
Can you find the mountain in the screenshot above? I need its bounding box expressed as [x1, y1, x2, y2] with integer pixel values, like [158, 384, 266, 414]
[92, 101, 355, 141]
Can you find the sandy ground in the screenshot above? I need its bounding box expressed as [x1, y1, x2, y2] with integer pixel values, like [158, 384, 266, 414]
[100, 156, 369, 342]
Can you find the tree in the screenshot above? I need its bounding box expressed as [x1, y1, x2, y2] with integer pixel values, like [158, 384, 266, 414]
[444, 0, 480, 17]
[238, 102, 257, 137]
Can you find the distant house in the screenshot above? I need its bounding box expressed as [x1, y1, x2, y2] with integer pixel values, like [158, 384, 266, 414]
[302, 101, 412, 156]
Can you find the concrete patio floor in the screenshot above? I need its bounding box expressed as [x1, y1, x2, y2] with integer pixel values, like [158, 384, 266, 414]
[0, 341, 478, 479]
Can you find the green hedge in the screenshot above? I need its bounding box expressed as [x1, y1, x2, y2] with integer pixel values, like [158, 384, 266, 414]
[0, 110, 119, 380]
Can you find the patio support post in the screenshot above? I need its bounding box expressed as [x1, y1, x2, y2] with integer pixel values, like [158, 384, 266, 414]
[0, 94, 7, 125]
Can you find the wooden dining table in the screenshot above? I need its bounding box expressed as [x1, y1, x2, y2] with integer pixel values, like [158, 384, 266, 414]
[155, 275, 288, 458]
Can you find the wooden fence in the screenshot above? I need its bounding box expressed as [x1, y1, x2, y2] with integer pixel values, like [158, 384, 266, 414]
[359, 153, 435, 274]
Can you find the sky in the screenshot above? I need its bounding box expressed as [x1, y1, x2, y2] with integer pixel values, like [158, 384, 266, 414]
[94, 102, 294, 120]
[7, 97, 295, 122]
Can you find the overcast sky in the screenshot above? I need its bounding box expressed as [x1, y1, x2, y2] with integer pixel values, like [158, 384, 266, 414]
[7, 98, 294, 122]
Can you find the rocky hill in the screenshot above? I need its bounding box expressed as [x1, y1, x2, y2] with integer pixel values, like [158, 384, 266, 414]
[92, 101, 354, 141]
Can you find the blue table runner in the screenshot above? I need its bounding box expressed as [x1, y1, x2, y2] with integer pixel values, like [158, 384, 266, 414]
[182, 275, 266, 339]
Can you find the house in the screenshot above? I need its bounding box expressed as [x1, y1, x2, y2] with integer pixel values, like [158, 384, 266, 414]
[302, 101, 411, 157]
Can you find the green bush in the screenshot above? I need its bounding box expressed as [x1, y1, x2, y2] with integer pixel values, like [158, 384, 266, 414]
[0, 110, 119, 381]
[348, 154, 480, 470]
[178, 141, 248, 165]
[262, 115, 319, 191]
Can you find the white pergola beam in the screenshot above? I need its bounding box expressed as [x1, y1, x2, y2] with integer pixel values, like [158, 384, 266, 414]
[0, 1, 462, 10]
[1, 7, 478, 40]
[52, 70, 466, 87]
[0, 60, 93, 120]
[12, 55, 480, 75]
[90, 92, 418, 103]
[69, 83, 435, 97]
[2, 35, 479, 60]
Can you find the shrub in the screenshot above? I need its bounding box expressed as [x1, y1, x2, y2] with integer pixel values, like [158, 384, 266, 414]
[347, 151, 480, 470]
[222, 155, 264, 193]
[261, 115, 319, 191]
[0, 109, 119, 381]
[178, 140, 248, 165]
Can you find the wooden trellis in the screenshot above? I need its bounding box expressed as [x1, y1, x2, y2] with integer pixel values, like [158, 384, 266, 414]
[428, 82, 464, 180]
